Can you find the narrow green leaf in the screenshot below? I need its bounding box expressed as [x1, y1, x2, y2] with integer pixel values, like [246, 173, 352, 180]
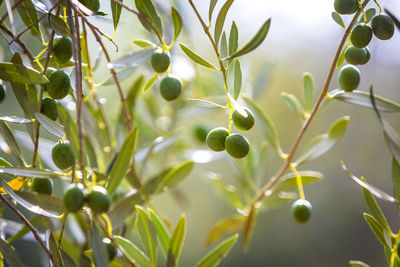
[208, 0, 219, 22]
[142, 73, 159, 92]
[0, 121, 25, 165]
[295, 116, 349, 165]
[206, 215, 245, 246]
[187, 98, 226, 109]
[227, 18, 271, 60]
[109, 48, 155, 69]
[167, 215, 186, 267]
[16, 0, 41, 37]
[107, 128, 137, 194]
[114, 236, 150, 267]
[179, 43, 218, 70]
[45, 231, 65, 267]
[90, 221, 109, 267]
[281, 92, 306, 121]
[156, 160, 194, 193]
[303, 72, 314, 113]
[208, 173, 243, 208]
[98, 67, 136, 87]
[330, 89, 400, 112]
[220, 32, 228, 68]
[214, 0, 234, 48]
[391, 157, 400, 207]
[349, 260, 370, 267]
[341, 162, 396, 203]
[195, 234, 238, 267]
[148, 209, 171, 258]
[0, 238, 24, 267]
[383, 121, 400, 166]
[47, 13, 70, 36]
[272, 171, 324, 193]
[0, 63, 48, 84]
[331, 12, 345, 28]
[233, 59, 242, 100]
[111, 0, 123, 30]
[243, 95, 281, 152]
[135, 0, 163, 37]
[359, 8, 376, 23]
[34, 112, 64, 139]
[363, 213, 391, 248]
[243, 206, 256, 251]
[132, 40, 157, 48]
[171, 7, 183, 43]
[0, 179, 62, 218]
[336, 45, 347, 69]
[135, 205, 157, 266]
[0, 116, 31, 124]
[15, 191, 64, 214]
[361, 177, 391, 233]
[228, 21, 239, 56]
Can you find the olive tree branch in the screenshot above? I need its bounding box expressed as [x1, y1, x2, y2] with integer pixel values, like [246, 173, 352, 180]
[187, 0, 234, 133]
[252, 0, 371, 206]
[0, 194, 56, 265]
[0, 0, 22, 26]
[0, 24, 35, 61]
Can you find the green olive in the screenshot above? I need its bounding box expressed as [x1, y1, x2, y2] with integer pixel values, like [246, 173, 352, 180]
[371, 14, 395, 40]
[63, 184, 85, 212]
[151, 50, 171, 73]
[225, 133, 250, 158]
[30, 178, 53, 195]
[40, 98, 58, 121]
[350, 24, 372, 48]
[0, 84, 6, 103]
[292, 199, 312, 223]
[86, 186, 111, 214]
[193, 123, 210, 143]
[344, 46, 369, 65]
[52, 143, 75, 170]
[206, 127, 229, 152]
[46, 70, 71, 100]
[334, 0, 358, 15]
[52, 36, 72, 65]
[232, 107, 255, 131]
[160, 75, 182, 101]
[338, 64, 360, 92]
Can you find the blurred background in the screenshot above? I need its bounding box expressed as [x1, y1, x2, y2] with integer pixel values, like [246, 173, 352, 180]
[2, 0, 400, 266]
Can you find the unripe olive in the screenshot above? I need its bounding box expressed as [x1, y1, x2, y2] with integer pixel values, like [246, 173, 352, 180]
[103, 238, 117, 261]
[79, 0, 100, 12]
[362, 47, 371, 64]
[344, 46, 369, 65]
[151, 50, 170, 73]
[40, 98, 58, 121]
[292, 199, 312, 223]
[52, 143, 75, 170]
[350, 24, 372, 48]
[193, 123, 210, 143]
[160, 75, 182, 101]
[225, 133, 250, 158]
[371, 14, 395, 40]
[30, 178, 53, 195]
[232, 108, 255, 131]
[46, 67, 57, 78]
[46, 70, 71, 100]
[338, 64, 360, 92]
[334, 0, 358, 15]
[63, 184, 85, 212]
[86, 186, 111, 214]
[0, 84, 6, 103]
[206, 127, 229, 152]
[52, 36, 72, 65]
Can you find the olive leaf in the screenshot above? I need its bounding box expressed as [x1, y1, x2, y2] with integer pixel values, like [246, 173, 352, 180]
[115, 235, 150, 267]
[233, 59, 242, 100]
[135, 0, 163, 37]
[34, 112, 64, 139]
[167, 215, 186, 267]
[331, 12, 345, 28]
[349, 260, 370, 267]
[179, 43, 218, 70]
[303, 72, 315, 113]
[0, 63, 48, 84]
[16, 0, 41, 37]
[208, 0, 219, 22]
[228, 21, 239, 57]
[214, 0, 234, 48]
[171, 7, 183, 43]
[206, 215, 246, 246]
[135, 205, 157, 265]
[281, 92, 306, 121]
[90, 221, 109, 267]
[111, 0, 123, 30]
[195, 234, 238, 267]
[0, 238, 24, 267]
[148, 209, 171, 258]
[363, 213, 391, 248]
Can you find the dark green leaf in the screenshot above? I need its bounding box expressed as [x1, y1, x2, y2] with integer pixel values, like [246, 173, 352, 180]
[35, 112, 64, 139]
[206, 215, 245, 246]
[227, 18, 271, 60]
[171, 7, 183, 43]
[361, 177, 391, 233]
[391, 157, 400, 207]
[233, 59, 242, 100]
[228, 21, 239, 56]
[330, 89, 400, 112]
[167, 215, 186, 267]
[135, 205, 157, 265]
[114, 235, 150, 267]
[0, 238, 24, 267]
[303, 72, 314, 113]
[341, 162, 396, 203]
[272, 171, 324, 193]
[90, 221, 109, 267]
[0, 179, 62, 218]
[360, 8, 376, 23]
[0, 63, 48, 84]
[281, 92, 306, 121]
[45, 231, 65, 267]
[363, 213, 391, 248]
[111, 0, 123, 30]
[243, 96, 281, 153]
[214, 0, 234, 48]
[156, 161, 194, 193]
[336, 44, 347, 69]
[331, 12, 345, 28]
[349, 260, 370, 267]
[220, 32, 228, 68]
[208, 0, 219, 22]
[16, 0, 41, 37]
[0, 121, 25, 165]
[148, 209, 170, 258]
[107, 128, 137, 194]
[135, 0, 163, 37]
[195, 234, 238, 267]
[179, 43, 218, 70]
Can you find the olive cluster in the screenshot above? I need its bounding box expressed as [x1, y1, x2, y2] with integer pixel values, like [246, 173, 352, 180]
[334, 0, 395, 92]
[206, 107, 255, 159]
[150, 50, 183, 101]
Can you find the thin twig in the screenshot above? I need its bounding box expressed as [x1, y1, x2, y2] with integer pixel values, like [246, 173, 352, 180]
[0, 0, 22, 25]
[252, 0, 371, 205]
[0, 194, 55, 265]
